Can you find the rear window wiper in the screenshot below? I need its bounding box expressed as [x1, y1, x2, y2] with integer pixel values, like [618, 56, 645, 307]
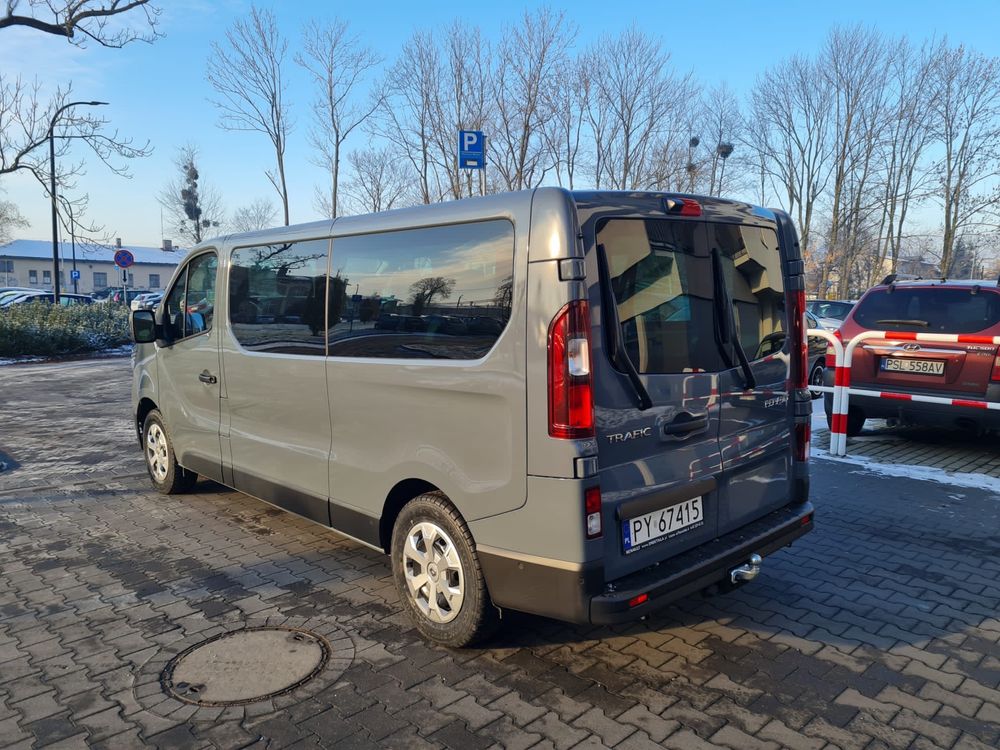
[712, 248, 756, 391]
[874, 319, 929, 327]
[596, 243, 652, 410]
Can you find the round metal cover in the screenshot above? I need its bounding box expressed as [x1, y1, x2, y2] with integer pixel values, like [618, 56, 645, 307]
[161, 627, 329, 706]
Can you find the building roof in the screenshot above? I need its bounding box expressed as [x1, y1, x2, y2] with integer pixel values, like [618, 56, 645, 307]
[0, 239, 186, 266]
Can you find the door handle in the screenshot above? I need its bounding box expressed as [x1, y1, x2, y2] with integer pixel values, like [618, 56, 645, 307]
[661, 413, 708, 436]
[198, 371, 217, 385]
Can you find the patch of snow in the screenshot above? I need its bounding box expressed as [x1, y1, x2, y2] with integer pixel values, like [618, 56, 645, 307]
[812, 449, 1000, 493]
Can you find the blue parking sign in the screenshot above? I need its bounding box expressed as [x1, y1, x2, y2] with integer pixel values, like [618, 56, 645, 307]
[70, 269, 80, 281]
[458, 130, 484, 170]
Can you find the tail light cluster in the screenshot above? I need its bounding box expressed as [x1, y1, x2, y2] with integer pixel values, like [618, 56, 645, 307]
[789, 289, 808, 391]
[547, 300, 594, 439]
[992, 353, 1000, 382]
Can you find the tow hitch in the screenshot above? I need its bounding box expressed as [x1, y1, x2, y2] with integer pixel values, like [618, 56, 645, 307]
[730, 553, 762, 584]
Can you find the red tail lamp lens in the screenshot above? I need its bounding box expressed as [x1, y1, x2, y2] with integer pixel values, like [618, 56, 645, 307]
[548, 300, 594, 439]
[628, 593, 649, 608]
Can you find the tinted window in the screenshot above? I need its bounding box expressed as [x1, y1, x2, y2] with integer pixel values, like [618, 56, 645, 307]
[163, 252, 217, 341]
[712, 223, 784, 362]
[327, 220, 514, 359]
[853, 287, 1000, 334]
[229, 240, 329, 355]
[599, 219, 718, 374]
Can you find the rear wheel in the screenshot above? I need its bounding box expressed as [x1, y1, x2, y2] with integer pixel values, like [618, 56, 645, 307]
[825, 407, 866, 438]
[142, 410, 197, 494]
[391, 493, 499, 647]
[809, 362, 825, 399]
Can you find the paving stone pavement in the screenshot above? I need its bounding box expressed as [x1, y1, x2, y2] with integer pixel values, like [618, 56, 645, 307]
[0, 357, 998, 749]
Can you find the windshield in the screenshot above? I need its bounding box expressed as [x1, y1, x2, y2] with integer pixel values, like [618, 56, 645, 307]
[809, 300, 853, 320]
[853, 287, 1000, 334]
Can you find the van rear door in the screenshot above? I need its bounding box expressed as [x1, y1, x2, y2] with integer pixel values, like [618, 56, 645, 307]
[587, 212, 725, 581]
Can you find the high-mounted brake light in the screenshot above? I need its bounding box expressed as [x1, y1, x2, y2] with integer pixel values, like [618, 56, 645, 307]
[584, 485, 602, 539]
[548, 300, 594, 439]
[664, 198, 702, 217]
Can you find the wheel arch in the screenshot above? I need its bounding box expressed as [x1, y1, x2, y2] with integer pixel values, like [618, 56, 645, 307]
[136, 397, 158, 446]
[379, 478, 443, 553]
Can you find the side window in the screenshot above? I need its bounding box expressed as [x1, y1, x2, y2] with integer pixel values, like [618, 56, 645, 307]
[599, 218, 719, 374]
[326, 220, 515, 360]
[163, 252, 217, 342]
[711, 223, 784, 361]
[229, 239, 329, 355]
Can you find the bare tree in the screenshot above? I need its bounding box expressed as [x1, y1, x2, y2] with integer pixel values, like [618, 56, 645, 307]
[0, 193, 29, 244]
[207, 5, 292, 225]
[491, 8, 574, 191]
[747, 54, 834, 288]
[229, 198, 276, 233]
[0, 0, 160, 47]
[542, 60, 588, 190]
[157, 144, 224, 245]
[409, 275, 454, 314]
[931, 44, 1000, 276]
[585, 25, 695, 190]
[693, 83, 747, 196]
[341, 148, 414, 215]
[295, 18, 381, 219]
[373, 31, 442, 204]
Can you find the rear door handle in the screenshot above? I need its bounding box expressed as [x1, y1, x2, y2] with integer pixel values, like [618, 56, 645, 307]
[198, 371, 217, 385]
[661, 413, 708, 436]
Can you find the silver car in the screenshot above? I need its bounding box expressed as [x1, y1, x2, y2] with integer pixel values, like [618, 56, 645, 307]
[131, 189, 814, 646]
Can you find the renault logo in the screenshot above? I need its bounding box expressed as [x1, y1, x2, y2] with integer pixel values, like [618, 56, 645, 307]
[902, 343, 921, 352]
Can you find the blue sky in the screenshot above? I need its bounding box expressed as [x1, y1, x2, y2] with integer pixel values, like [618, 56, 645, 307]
[2, 0, 999, 249]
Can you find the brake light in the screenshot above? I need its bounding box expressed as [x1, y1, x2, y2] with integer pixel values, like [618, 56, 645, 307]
[794, 422, 810, 462]
[548, 300, 594, 439]
[992, 354, 1000, 382]
[664, 197, 702, 217]
[628, 593, 649, 608]
[584, 485, 602, 539]
[788, 289, 808, 390]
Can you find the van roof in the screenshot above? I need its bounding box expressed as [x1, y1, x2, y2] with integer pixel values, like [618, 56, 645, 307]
[571, 191, 778, 226]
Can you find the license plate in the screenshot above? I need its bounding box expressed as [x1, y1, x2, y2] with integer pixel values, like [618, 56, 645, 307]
[880, 357, 944, 375]
[622, 497, 704, 555]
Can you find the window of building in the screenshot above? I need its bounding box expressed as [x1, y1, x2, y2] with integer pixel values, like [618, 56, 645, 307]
[93, 272, 108, 289]
[326, 220, 515, 360]
[149, 273, 160, 289]
[42, 270, 51, 284]
[0, 260, 12, 273]
[163, 252, 217, 341]
[229, 239, 329, 356]
[28, 270, 37, 284]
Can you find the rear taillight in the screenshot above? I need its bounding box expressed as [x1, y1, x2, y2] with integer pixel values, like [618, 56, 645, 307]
[584, 485, 602, 539]
[794, 422, 811, 462]
[548, 300, 594, 439]
[992, 354, 1000, 382]
[789, 289, 808, 390]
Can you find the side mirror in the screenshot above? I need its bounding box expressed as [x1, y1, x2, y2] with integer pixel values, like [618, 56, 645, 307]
[131, 309, 156, 344]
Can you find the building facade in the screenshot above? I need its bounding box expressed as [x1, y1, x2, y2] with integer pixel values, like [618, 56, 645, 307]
[0, 240, 184, 295]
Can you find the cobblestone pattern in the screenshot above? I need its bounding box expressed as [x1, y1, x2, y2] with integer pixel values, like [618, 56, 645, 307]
[0, 359, 998, 749]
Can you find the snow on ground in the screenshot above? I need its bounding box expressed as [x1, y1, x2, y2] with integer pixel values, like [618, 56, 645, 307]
[809, 400, 999, 493]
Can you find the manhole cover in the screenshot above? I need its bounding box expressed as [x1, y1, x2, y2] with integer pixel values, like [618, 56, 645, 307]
[161, 627, 329, 706]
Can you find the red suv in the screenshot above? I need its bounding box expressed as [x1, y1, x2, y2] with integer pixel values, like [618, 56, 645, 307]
[824, 278, 1000, 436]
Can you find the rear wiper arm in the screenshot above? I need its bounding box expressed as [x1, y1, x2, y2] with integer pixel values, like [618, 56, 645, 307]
[711, 248, 756, 391]
[596, 243, 652, 410]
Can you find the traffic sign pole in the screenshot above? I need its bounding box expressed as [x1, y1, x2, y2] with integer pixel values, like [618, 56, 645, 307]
[458, 130, 485, 197]
[113, 246, 135, 305]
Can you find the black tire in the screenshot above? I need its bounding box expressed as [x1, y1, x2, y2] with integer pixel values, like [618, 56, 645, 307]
[809, 362, 825, 400]
[142, 409, 197, 495]
[391, 493, 499, 647]
[825, 406, 866, 438]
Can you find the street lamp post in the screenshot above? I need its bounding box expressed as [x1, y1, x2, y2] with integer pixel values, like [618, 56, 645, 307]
[50, 100, 108, 299]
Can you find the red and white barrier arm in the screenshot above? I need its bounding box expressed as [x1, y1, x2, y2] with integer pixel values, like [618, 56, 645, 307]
[846, 388, 1000, 411]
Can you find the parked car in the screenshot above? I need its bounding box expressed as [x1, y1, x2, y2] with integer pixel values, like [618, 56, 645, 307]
[757, 311, 828, 399]
[824, 278, 1000, 436]
[806, 299, 855, 323]
[107, 289, 146, 306]
[131, 292, 163, 311]
[130, 189, 814, 646]
[0, 289, 45, 307]
[3, 291, 93, 307]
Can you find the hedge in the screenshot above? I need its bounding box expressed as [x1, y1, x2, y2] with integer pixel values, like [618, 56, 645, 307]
[0, 301, 132, 358]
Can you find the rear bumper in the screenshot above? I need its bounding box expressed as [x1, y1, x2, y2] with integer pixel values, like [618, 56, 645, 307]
[478, 501, 814, 625]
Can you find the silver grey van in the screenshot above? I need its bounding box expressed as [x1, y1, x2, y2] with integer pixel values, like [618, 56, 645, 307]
[131, 189, 814, 646]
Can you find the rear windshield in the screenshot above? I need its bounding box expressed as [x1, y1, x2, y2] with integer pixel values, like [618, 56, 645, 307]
[809, 300, 853, 320]
[853, 287, 1000, 334]
[598, 218, 784, 374]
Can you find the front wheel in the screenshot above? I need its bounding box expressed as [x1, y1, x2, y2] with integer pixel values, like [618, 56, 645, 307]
[142, 409, 197, 494]
[391, 493, 499, 647]
[809, 363, 825, 399]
